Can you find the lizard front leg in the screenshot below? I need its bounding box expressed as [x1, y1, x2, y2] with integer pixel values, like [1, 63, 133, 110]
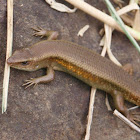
[23, 66, 54, 89]
[32, 26, 59, 40]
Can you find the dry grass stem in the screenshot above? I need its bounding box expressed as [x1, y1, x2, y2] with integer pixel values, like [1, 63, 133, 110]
[105, 94, 112, 111]
[117, 3, 139, 15]
[133, 10, 140, 31]
[2, 0, 13, 113]
[113, 110, 140, 133]
[104, 24, 122, 66]
[128, 106, 139, 110]
[65, 0, 140, 40]
[45, 0, 77, 13]
[84, 88, 96, 140]
[77, 25, 90, 37]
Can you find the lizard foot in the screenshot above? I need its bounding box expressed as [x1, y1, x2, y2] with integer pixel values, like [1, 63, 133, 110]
[32, 26, 48, 38]
[129, 112, 140, 127]
[32, 26, 59, 40]
[22, 78, 38, 89]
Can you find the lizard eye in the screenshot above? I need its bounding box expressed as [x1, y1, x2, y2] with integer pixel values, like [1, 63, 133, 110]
[21, 61, 29, 65]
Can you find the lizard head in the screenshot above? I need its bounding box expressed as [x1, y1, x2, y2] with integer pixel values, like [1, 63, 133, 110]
[7, 48, 48, 71]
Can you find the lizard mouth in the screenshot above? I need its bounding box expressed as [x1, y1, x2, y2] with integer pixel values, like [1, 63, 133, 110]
[7, 57, 17, 66]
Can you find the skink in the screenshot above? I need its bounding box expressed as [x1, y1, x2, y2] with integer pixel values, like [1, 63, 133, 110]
[7, 28, 140, 125]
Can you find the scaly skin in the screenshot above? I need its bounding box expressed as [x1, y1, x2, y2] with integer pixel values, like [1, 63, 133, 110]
[7, 28, 140, 125]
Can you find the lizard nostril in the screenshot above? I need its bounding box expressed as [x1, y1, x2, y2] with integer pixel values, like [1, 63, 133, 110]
[7, 57, 12, 64]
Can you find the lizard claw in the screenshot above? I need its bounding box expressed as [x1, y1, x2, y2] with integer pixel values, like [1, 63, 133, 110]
[32, 26, 48, 38]
[129, 111, 140, 127]
[31, 27, 59, 40]
[22, 78, 38, 89]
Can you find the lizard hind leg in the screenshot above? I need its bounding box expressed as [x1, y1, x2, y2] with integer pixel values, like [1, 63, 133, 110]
[112, 90, 140, 127]
[112, 90, 129, 117]
[122, 63, 133, 75]
[130, 111, 140, 127]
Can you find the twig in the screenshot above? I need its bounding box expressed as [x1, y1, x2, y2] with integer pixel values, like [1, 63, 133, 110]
[45, 0, 77, 13]
[65, 0, 140, 40]
[101, 2, 139, 65]
[104, 24, 122, 66]
[2, 0, 13, 113]
[128, 106, 139, 110]
[77, 25, 90, 37]
[117, 3, 139, 16]
[84, 88, 96, 140]
[105, 94, 112, 111]
[113, 110, 140, 133]
[100, 3, 140, 60]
